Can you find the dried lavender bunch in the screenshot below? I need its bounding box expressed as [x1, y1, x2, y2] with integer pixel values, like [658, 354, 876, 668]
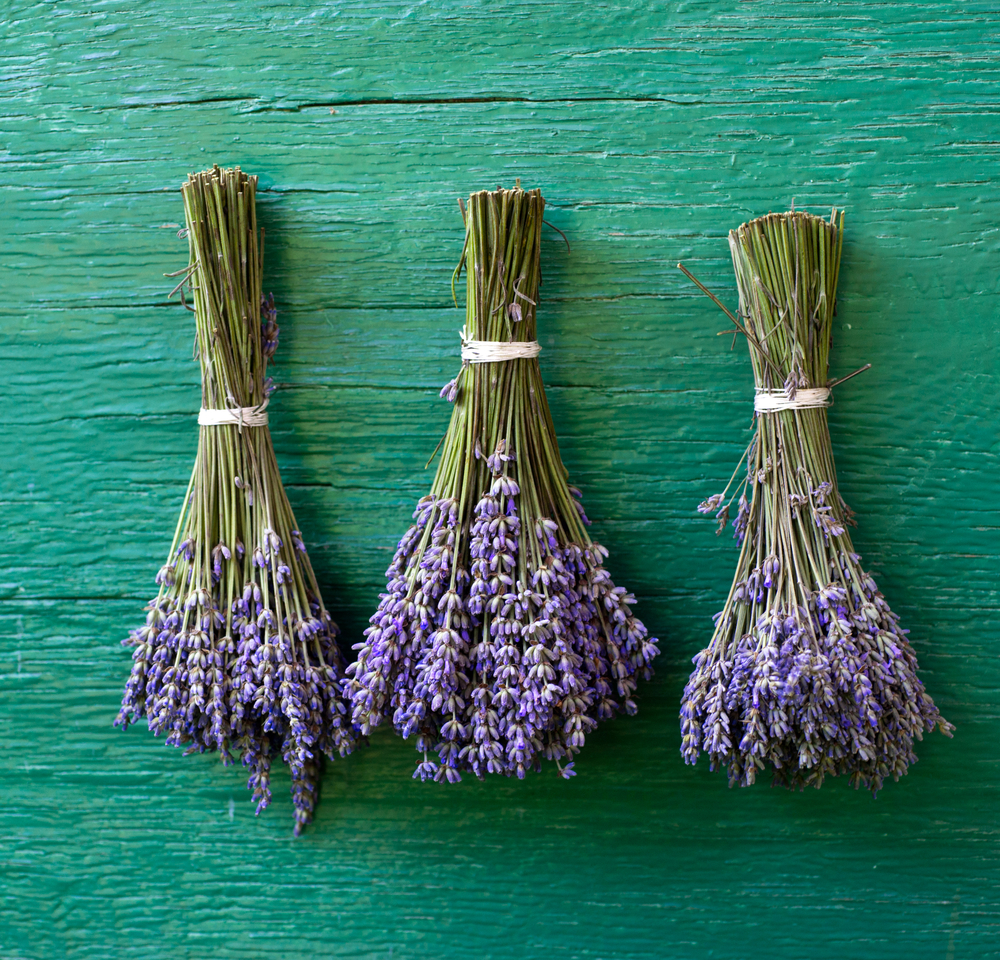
[346, 185, 659, 782]
[680, 210, 952, 793]
[116, 166, 356, 833]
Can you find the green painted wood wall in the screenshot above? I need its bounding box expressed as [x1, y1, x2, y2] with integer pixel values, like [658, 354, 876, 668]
[2, 2, 998, 957]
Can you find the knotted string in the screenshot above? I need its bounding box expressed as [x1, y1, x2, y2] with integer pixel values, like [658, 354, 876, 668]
[460, 327, 540, 363]
[754, 387, 831, 413]
[198, 398, 269, 429]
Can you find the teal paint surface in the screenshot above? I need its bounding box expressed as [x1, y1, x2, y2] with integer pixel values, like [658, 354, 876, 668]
[1, 2, 998, 957]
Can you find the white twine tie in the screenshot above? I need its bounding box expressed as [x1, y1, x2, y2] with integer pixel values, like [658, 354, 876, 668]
[754, 387, 831, 413]
[460, 327, 540, 363]
[198, 398, 269, 428]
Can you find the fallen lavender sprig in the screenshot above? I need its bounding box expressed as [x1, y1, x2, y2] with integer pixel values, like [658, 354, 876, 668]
[346, 185, 660, 782]
[116, 166, 357, 833]
[680, 209, 952, 794]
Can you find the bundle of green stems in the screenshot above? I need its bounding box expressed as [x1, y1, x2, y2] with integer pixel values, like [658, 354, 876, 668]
[117, 166, 356, 833]
[681, 209, 951, 792]
[347, 185, 659, 782]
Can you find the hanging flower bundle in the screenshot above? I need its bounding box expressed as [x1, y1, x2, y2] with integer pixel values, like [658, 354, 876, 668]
[116, 166, 357, 833]
[679, 209, 952, 793]
[346, 185, 660, 782]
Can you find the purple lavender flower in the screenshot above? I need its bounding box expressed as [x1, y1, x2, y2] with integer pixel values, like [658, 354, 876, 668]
[440, 378, 459, 403]
[732, 493, 750, 543]
[697, 493, 725, 515]
[261, 294, 280, 358]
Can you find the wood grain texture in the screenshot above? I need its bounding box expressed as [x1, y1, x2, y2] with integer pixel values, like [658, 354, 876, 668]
[1, 2, 998, 958]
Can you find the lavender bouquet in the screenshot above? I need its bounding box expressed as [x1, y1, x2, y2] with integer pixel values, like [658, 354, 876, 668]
[680, 209, 952, 792]
[346, 185, 660, 782]
[116, 166, 356, 833]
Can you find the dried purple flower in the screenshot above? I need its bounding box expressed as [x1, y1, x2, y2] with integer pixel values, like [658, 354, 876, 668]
[439, 377, 460, 403]
[697, 493, 725, 515]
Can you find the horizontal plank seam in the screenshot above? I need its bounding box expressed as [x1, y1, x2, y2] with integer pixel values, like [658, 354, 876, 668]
[98, 94, 709, 112]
